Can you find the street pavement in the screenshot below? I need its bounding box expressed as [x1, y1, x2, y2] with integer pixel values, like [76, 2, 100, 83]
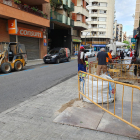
[0, 75, 138, 140]
[0, 57, 96, 113]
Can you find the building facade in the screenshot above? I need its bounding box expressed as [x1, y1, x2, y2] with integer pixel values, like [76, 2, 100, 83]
[71, 0, 89, 55]
[48, 0, 74, 54]
[81, 0, 115, 51]
[48, 0, 89, 55]
[116, 24, 123, 42]
[0, 0, 50, 60]
[113, 20, 117, 40]
[134, 0, 140, 34]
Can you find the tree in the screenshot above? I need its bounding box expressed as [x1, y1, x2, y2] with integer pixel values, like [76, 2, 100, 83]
[123, 41, 130, 48]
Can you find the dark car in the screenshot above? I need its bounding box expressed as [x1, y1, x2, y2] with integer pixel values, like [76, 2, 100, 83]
[43, 48, 71, 64]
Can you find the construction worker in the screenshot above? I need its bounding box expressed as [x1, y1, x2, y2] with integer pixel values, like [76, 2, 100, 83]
[106, 50, 113, 63]
[106, 50, 113, 69]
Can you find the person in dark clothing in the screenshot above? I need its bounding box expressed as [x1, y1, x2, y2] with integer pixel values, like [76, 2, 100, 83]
[128, 56, 140, 76]
[120, 51, 124, 59]
[97, 48, 112, 75]
[134, 50, 138, 58]
[78, 46, 86, 72]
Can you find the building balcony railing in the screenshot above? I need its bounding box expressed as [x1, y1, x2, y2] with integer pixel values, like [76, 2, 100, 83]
[50, 11, 74, 27]
[63, 0, 68, 9]
[69, 2, 74, 11]
[70, 19, 74, 27]
[0, 0, 48, 19]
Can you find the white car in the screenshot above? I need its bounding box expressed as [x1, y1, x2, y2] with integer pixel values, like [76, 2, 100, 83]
[85, 49, 95, 58]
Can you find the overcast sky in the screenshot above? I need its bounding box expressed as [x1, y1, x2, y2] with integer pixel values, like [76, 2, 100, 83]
[115, 0, 136, 36]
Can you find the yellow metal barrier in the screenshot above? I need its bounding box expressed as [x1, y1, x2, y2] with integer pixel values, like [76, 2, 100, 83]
[78, 71, 140, 131]
[89, 62, 140, 80]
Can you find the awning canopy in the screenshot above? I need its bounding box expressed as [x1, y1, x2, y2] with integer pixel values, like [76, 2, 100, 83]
[106, 41, 128, 47]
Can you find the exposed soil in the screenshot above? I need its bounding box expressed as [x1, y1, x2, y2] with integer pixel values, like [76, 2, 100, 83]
[58, 98, 79, 113]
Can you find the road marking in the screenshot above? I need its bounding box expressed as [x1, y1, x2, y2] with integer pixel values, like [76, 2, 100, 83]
[40, 66, 49, 68]
[0, 73, 12, 76]
[24, 68, 35, 71]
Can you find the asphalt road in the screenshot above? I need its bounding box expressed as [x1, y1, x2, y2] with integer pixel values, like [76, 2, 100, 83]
[0, 57, 96, 113]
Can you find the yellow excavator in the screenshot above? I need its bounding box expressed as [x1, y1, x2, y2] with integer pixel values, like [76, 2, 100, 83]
[0, 42, 27, 73]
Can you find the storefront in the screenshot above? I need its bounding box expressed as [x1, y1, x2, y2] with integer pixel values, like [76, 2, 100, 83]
[72, 38, 82, 55]
[0, 18, 48, 60]
[93, 44, 106, 51]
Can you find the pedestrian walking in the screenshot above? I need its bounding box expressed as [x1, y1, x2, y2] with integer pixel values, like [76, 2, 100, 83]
[97, 48, 111, 75]
[78, 46, 86, 80]
[129, 49, 133, 57]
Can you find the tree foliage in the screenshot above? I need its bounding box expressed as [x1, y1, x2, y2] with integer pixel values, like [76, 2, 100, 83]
[123, 41, 130, 48]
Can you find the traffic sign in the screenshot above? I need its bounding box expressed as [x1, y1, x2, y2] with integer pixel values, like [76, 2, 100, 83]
[131, 38, 136, 43]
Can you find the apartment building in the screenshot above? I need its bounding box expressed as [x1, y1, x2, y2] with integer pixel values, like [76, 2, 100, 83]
[134, 0, 140, 57]
[123, 32, 127, 41]
[113, 20, 117, 40]
[116, 24, 123, 42]
[81, 0, 115, 51]
[48, 0, 89, 55]
[134, 0, 140, 35]
[71, 0, 89, 55]
[0, 0, 50, 60]
[48, 0, 74, 54]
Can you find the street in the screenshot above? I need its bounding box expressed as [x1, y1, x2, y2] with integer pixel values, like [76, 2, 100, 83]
[0, 57, 96, 113]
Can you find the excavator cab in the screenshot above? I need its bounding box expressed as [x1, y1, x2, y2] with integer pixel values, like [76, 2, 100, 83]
[0, 42, 27, 73]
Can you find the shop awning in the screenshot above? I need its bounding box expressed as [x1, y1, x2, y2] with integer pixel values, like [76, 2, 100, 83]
[106, 42, 128, 47]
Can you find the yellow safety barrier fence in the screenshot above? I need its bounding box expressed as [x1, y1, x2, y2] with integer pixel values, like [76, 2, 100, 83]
[89, 62, 140, 80]
[78, 71, 140, 131]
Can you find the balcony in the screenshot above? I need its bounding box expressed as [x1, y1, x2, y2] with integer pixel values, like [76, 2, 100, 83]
[63, 0, 68, 9]
[68, 2, 74, 12]
[50, 11, 74, 27]
[74, 6, 89, 17]
[74, 21, 88, 30]
[0, 0, 49, 27]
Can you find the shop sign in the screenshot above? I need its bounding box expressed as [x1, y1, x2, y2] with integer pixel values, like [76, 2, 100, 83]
[72, 39, 82, 43]
[13, 27, 43, 38]
[131, 38, 136, 43]
[8, 19, 17, 34]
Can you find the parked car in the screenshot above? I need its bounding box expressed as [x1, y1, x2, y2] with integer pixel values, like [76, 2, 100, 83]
[84, 49, 95, 58]
[43, 48, 71, 64]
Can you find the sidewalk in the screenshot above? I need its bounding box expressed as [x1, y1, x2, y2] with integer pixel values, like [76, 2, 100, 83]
[0, 75, 138, 140]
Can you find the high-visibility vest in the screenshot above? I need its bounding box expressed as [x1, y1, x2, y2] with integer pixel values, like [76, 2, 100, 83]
[106, 52, 112, 62]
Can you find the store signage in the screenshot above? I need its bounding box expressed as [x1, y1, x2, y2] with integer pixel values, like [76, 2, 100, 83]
[8, 19, 17, 34]
[131, 38, 136, 43]
[72, 39, 82, 43]
[13, 27, 43, 38]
